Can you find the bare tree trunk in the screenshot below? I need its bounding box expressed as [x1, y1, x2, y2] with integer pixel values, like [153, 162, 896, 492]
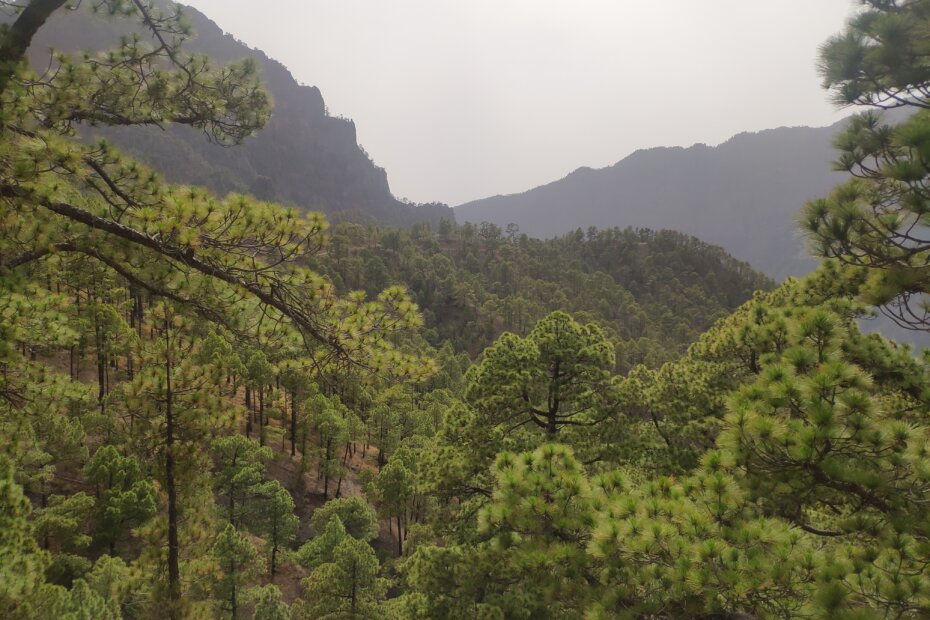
[335, 442, 351, 497]
[290, 391, 298, 457]
[258, 387, 265, 446]
[245, 386, 252, 438]
[164, 318, 181, 617]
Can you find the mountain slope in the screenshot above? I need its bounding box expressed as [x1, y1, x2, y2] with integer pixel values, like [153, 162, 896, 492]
[24, 3, 451, 227]
[319, 221, 774, 372]
[456, 121, 855, 281]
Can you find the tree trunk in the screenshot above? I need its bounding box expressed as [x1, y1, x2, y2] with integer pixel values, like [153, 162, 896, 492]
[290, 391, 298, 457]
[95, 321, 106, 414]
[547, 361, 560, 435]
[350, 572, 357, 619]
[229, 559, 237, 620]
[164, 319, 181, 616]
[280, 392, 287, 451]
[258, 387, 265, 447]
[0, 0, 68, 94]
[323, 438, 332, 499]
[136, 293, 144, 338]
[335, 443, 350, 497]
[270, 520, 279, 578]
[245, 386, 252, 438]
[40, 482, 49, 550]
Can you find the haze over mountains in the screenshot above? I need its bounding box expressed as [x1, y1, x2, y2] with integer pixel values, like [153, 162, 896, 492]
[454, 110, 926, 346]
[456, 121, 857, 282]
[25, 2, 913, 310]
[25, 1, 865, 284]
[23, 3, 451, 227]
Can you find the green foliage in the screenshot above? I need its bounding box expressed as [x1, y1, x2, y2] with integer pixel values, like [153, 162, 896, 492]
[410, 280, 930, 617]
[297, 537, 384, 620]
[818, 0, 930, 110]
[84, 446, 156, 553]
[804, 0, 930, 334]
[294, 516, 347, 570]
[0, 457, 48, 615]
[254, 480, 298, 576]
[396, 544, 516, 619]
[718, 305, 930, 615]
[478, 444, 595, 617]
[83, 555, 133, 617]
[6, 0, 930, 617]
[419, 401, 501, 512]
[28, 579, 120, 620]
[321, 223, 772, 372]
[309, 394, 349, 498]
[466, 311, 616, 439]
[210, 523, 263, 619]
[210, 435, 273, 527]
[249, 584, 292, 620]
[309, 496, 379, 542]
[587, 459, 812, 618]
[372, 457, 415, 554]
[32, 492, 94, 556]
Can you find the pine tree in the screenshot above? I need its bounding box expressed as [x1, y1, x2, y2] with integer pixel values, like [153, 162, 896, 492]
[478, 444, 594, 618]
[803, 0, 930, 333]
[250, 584, 292, 620]
[255, 480, 298, 578]
[123, 303, 234, 613]
[297, 537, 384, 620]
[465, 310, 616, 441]
[374, 458, 414, 556]
[210, 435, 272, 528]
[718, 304, 930, 616]
[84, 445, 156, 554]
[308, 496, 379, 542]
[311, 396, 348, 499]
[0, 457, 48, 615]
[210, 523, 263, 620]
[294, 516, 347, 570]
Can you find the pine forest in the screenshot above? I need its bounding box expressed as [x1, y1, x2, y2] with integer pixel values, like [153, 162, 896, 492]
[3, 1, 930, 618]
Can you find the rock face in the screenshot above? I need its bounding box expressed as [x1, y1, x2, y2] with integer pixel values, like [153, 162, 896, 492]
[456, 121, 860, 281]
[25, 3, 451, 227]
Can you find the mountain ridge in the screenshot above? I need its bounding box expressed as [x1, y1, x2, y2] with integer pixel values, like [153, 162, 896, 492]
[22, 2, 452, 227]
[455, 117, 855, 281]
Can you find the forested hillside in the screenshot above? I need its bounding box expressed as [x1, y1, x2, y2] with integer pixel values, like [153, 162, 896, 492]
[318, 221, 771, 370]
[21, 1, 451, 227]
[4, 1, 930, 620]
[456, 116, 873, 281]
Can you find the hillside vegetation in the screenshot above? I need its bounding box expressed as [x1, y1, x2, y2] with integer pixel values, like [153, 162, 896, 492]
[319, 221, 772, 370]
[456, 121, 849, 281]
[3, 1, 930, 619]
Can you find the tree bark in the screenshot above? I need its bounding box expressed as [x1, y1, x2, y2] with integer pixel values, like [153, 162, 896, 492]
[245, 386, 252, 438]
[164, 318, 181, 616]
[229, 559, 237, 620]
[290, 390, 298, 457]
[258, 387, 265, 446]
[0, 0, 68, 95]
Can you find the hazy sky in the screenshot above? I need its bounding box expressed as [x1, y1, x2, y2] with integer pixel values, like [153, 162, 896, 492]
[184, 0, 857, 206]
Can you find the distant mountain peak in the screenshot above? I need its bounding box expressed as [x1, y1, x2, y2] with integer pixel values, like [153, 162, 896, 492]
[456, 120, 855, 281]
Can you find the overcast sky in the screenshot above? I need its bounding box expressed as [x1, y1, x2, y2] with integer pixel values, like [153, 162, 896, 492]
[183, 0, 857, 206]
